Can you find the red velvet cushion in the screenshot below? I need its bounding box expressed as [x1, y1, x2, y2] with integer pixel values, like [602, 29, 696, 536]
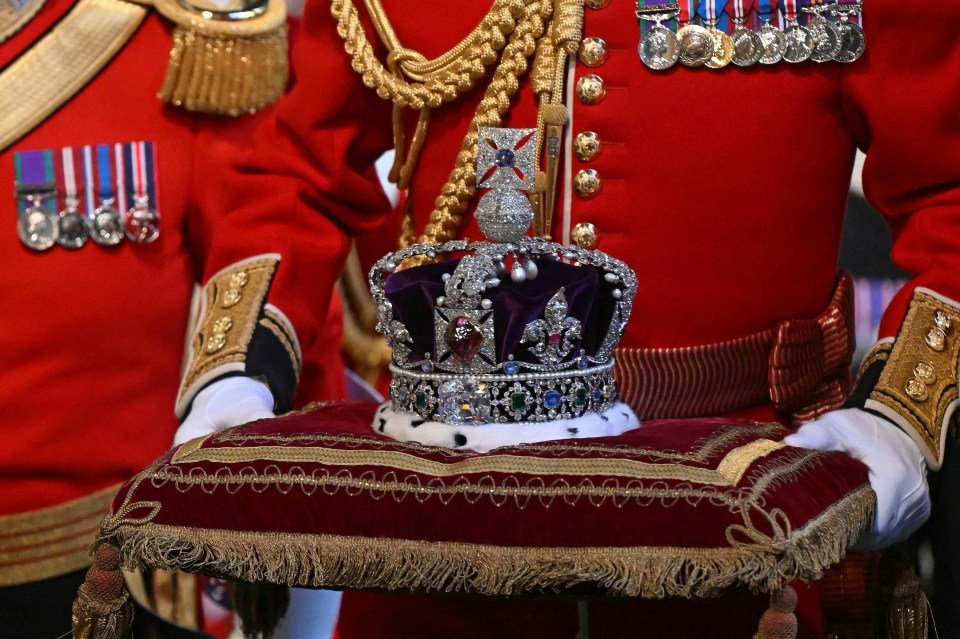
[103, 401, 873, 599]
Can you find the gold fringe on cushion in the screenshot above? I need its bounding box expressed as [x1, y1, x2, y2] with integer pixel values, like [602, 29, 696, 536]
[105, 485, 875, 601]
[72, 543, 134, 639]
[152, 0, 288, 115]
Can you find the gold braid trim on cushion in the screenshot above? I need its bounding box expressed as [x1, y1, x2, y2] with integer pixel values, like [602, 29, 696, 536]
[176, 255, 287, 417]
[866, 289, 960, 470]
[169, 438, 785, 487]
[152, 0, 288, 115]
[101, 484, 875, 599]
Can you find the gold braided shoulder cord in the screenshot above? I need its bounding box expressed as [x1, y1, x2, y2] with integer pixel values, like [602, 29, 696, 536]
[331, 0, 584, 247]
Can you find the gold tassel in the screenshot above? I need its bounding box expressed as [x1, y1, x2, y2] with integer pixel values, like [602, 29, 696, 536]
[881, 552, 929, 639]
[159, 25, 288, 116]
[72, 542, 134, 639]
[755, 585, 798, 639]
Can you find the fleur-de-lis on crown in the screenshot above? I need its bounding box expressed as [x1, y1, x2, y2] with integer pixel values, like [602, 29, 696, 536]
[521, 289, 582, 366]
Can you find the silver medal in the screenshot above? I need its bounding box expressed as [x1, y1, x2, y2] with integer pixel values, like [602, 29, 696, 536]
[125, 197, 161, 244]
[91, 200, 125, 246]
[640, 24, 680, 70]
[56, 209, 90, 249]
[807, 15, 842, 62]
[758, 23, 786, 64]
[731, 26, 763, 66]
[782, 24, 814, 63]
[678, 24, 714, 67]
[18, 204, 58, 251]
[833, 20, 865, 63]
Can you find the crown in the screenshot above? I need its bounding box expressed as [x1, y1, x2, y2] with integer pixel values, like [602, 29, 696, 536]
[370, 127, 637, 428]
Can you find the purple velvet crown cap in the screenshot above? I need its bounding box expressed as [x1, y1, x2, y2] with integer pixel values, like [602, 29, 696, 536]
[383, 257, 620, 366]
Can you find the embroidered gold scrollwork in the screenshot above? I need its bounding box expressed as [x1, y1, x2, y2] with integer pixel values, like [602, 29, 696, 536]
[867, 289, 960, 470]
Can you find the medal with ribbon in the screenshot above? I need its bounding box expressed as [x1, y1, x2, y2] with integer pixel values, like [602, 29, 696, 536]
[13, 149, 59, 251]
[830, 0, 864, 62]
[55, 146, 90, 249]
[756, 0, 786, 63]
[781, 0, 814, 62]
[730, 0, 764, 65]
[636, 1, 681, 70]
[120, 141, 160, 244]
[699, 0, 734, 68]
[86, 144, 125, 246]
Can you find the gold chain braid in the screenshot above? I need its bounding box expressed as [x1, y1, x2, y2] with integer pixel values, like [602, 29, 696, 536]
[332, 0, 524, 109]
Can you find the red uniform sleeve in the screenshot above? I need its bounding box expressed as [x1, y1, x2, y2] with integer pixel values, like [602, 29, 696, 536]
[841, 1, 960, 468]
[177, 0, 394, 416]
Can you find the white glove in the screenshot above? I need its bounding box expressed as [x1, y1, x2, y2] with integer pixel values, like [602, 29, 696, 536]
[784, 408, 930, 550]
[174, 377, 276, 446]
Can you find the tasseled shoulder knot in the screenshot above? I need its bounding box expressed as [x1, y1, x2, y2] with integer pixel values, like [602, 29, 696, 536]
[146, 0, 288, 116]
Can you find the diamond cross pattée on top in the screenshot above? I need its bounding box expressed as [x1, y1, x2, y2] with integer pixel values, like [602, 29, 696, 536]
[474, 127, 537, 244]
[476, 127, 537, 191]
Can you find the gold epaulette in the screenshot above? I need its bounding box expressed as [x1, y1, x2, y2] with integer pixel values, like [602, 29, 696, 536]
[150, 0, 288, 116]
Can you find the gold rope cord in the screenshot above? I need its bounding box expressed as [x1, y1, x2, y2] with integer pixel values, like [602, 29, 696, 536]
[332, 0, 586, 247]
[0, 0, 46, 45]
[0, 0, 146, 153]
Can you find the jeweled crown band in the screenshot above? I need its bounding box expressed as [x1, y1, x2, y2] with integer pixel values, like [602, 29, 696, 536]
[389, 360, 618, 424]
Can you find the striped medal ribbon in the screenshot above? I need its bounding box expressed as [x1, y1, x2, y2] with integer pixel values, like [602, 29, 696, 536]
[731, 0, 765, 65]
[86, 144, 125, 246]
[55, 146, 90, 249]
[699, 0, 733, 68]
[677, 0, 714, 67]
[781, 0, 813, 62]
[757, 0, 786, 63]
[120, 141, 160, 244]
[636, 0, 681, 70]
[13, 149, 58, 250]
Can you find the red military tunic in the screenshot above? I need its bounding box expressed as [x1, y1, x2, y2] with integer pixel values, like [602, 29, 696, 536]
[0, 0, 345, 594]
[219, 0, 960, 635]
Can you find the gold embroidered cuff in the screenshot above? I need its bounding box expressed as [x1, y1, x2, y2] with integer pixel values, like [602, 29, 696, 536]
[865, 289, 960, 470]
[176, 254, 301, 417]
[152, 0, 288, 115]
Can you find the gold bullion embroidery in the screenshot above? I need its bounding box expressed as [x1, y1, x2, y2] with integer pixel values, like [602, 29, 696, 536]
[177, 255, 279, 415]
[867, 290, 960, 470]
[0, 485, 118, 585]
[0, 0, 146, 153]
